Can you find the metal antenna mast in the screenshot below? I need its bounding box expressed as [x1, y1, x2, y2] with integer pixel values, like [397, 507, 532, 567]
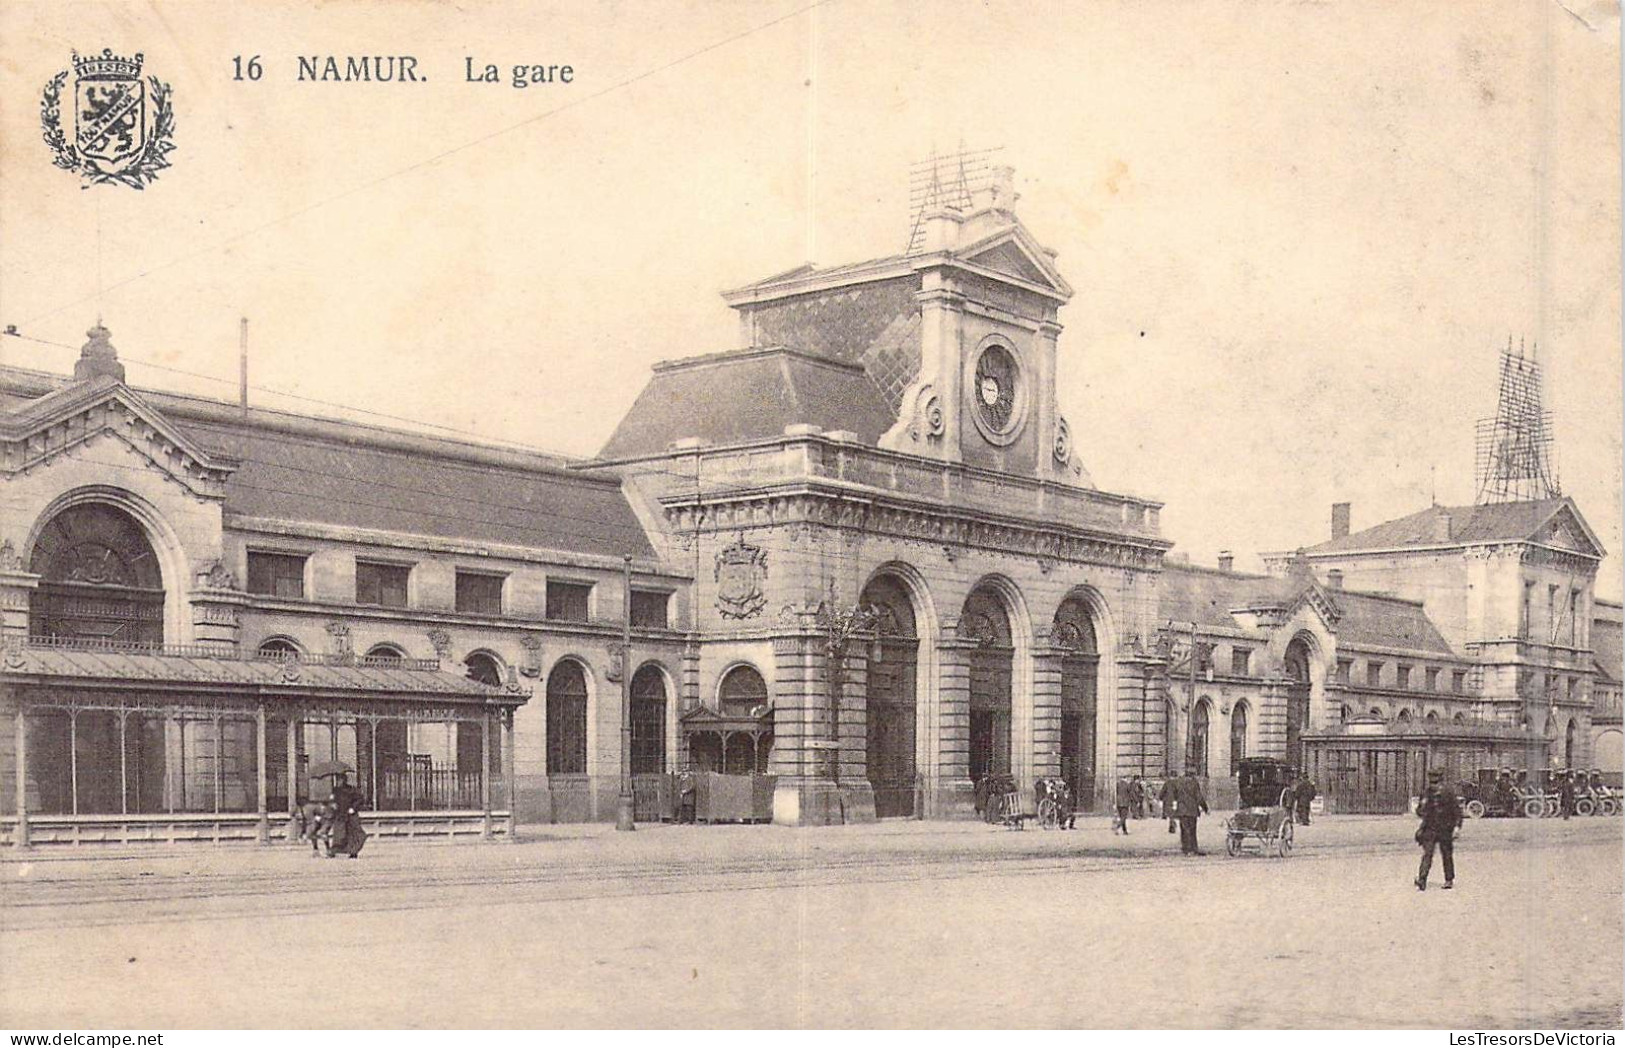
[905, 143, 1002, 254]
[1474, 337, 1561, 503]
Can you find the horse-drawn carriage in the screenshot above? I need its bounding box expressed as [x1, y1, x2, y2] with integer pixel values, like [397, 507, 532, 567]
[1224, 758, 1295, 858]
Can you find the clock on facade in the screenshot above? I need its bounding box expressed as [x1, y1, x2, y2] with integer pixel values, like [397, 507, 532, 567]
[973, 344, 1018, 434]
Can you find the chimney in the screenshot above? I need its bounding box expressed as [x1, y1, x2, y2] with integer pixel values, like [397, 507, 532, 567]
[73, 323, 125, 384]
[1217, 550, 1234, 573]
[1433, 510, 1453, 542]
[1331, 502, 1351, 540]
[1327, 569, 1344, 590]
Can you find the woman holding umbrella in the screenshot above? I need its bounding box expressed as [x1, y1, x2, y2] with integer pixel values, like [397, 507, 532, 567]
[312, 762, 367, 858]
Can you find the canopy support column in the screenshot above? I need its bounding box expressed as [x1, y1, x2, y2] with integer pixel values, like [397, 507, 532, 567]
[481, 712, 493, 840]
[14, 705, 29, 850]
[503, 710, 517, 843]
[256, 705, 269, 845]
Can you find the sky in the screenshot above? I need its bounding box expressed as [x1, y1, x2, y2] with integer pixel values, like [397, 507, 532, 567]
[2, 0, 1620, 595]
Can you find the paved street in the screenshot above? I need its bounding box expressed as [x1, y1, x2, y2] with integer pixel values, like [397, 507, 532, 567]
[1, 814, 1619, 1029]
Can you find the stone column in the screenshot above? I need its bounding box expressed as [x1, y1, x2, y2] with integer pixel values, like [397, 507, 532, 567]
[769, 623, 841, 826]
[835, 645, 876, 823]
[928, 629, 977, 819]
[1029, 634, 1064, 781]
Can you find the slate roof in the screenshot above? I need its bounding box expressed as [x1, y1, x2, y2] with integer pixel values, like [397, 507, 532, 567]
[1157, 563, 1457, 656]
[179, 415, 654, 558]
[1, 364, 656, 560]
[3, 645, 523, 703]
[1306, 499, 1574, 554]
[597, 346, 896, 460]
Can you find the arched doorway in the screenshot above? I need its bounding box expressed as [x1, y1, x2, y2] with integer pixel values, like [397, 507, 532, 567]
[630, 664, 668, 820]
[962, 587, 1013, 792]
[1230, 701, 1249, 774]
[1053, 596, 1099, 811]
[1284, 637, 1313, 771]
[29, 502, 165, 645]
[1190, 698, 1212, 777]
[862, 575, 918, 818]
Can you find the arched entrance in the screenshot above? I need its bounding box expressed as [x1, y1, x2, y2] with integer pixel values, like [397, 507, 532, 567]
[1190, 698, 1212, 777]
[630, 664, 668, 821]
[1053, 596, 1099, 811]
[862, 575, 918, 818]
[29, 502, 165, 645]
[1230, 701, 1249, 774]
[546, 660, 589, 776]
[1284, 637, 1313, 770]
[962, 587, 1013, 791]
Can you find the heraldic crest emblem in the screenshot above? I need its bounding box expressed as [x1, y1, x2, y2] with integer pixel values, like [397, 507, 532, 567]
[714, 534, 768, 620]
[41, 49, 176, 189]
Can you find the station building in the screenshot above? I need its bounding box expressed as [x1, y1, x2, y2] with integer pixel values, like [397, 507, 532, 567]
[2, 171, 1615, 841]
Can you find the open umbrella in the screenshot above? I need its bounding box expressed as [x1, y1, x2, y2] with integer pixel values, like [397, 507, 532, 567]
[309, 760, 354, 779]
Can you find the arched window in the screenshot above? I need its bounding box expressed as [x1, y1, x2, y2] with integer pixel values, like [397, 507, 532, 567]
[1229, 701, 1249, 775]
[631, 665, 667, 775]
[1190, 698, 1211, 777]
[546, 660, 588, 775]
[1396, 709, 1412, 723]
[1339, 704, 1351, 723]
[718, 664, 769, 717]
[29, 502, 165, 645]
[1452, 712, 1466, 723]
[1425, 710, 1439, 723]
[1370, 708, 1385, 720]
[257, 637, 301, 659]
[366, 643, 407, 663]
[464, 651, 503, 687]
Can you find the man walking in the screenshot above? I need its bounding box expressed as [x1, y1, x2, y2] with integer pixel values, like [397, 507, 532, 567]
[1415, 768, 1462, 890]
[1558, 770, 1576, 821]
[1173, 769, 1209, 855]
[1159, 777, 1177, 834]
[1294, 775, 1317, 825]
[1113, 776, 1134, 834]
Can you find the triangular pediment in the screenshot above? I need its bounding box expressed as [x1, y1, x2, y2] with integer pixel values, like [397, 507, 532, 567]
[1, 377, 235, 499]
[1534, 500, 1606, 559]
[954, 222, 1074, 301]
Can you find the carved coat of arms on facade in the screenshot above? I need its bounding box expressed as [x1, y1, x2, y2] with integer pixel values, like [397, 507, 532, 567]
[714, 535, 767, 620]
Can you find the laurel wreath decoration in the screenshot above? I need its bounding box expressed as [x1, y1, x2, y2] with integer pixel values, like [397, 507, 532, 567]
[41, 71, 176, 189]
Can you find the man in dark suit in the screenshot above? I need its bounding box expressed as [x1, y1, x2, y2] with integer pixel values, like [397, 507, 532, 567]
[1415, 768, 1462, 890]
[1173, 770, 1209, 855]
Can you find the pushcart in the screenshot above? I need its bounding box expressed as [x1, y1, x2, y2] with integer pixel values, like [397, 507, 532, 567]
[1224, 757, 1295, 858]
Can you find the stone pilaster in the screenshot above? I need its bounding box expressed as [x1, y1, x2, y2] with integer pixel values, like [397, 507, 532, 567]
[1030, 637, 1064, 780]
[834, 646, 876, 823]
[0, 562, 39, 641]
[926, 634, 976, 819]
[1257, 676, 1289, 759]
[1113, 654, 1162, 782]
[769, 627, 843, 826]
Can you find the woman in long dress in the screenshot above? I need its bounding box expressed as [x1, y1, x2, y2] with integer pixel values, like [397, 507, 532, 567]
[327, 773, 368, 858]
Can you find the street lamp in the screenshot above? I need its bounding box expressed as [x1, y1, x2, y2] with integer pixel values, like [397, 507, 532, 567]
[1154, 620, 1214, 774]
[615, 554, 635, 832]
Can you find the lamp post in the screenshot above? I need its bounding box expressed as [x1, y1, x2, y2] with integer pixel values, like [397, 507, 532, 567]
[1155, 620, 1213, 774]
[615, 554, 636, 832]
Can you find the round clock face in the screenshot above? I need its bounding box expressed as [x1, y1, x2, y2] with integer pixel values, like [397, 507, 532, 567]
[974, 345, 1017, 433]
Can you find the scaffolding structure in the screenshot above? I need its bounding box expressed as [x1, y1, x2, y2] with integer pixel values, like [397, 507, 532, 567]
[1474, 338, 1561, 504]
[905, 144, 1002, 254]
